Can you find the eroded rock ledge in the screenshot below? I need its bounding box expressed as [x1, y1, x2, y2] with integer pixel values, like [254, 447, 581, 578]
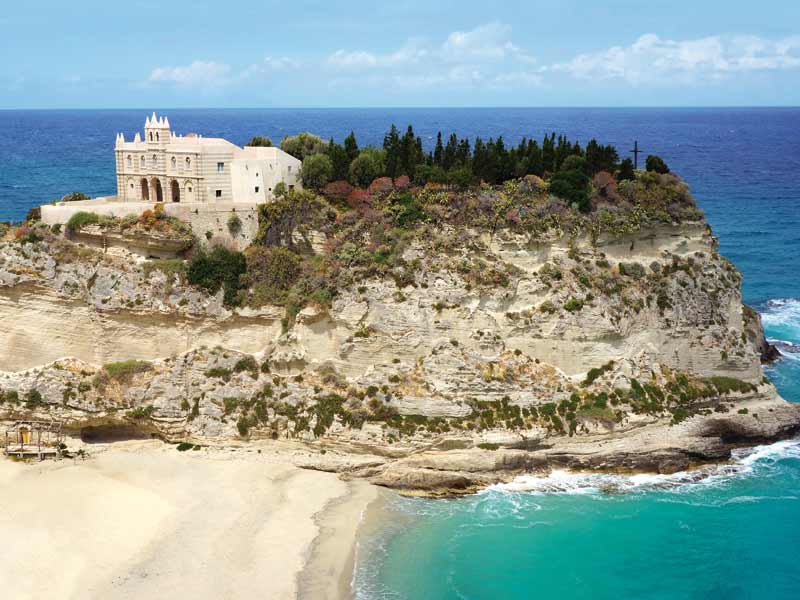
[1, 215, 798, 495]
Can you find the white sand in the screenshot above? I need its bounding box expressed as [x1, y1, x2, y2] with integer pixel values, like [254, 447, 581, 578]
[0, 441, 377, 600]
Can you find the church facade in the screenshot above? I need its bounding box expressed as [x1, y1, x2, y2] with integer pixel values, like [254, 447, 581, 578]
[114, 113, 302, 205]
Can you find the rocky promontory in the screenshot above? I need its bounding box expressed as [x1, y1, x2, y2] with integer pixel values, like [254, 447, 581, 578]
[2, 170, 798, 495]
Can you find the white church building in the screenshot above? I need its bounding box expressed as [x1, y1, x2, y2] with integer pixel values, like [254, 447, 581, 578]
[41, 113, 304, 251]
[114, 113, 302, 204]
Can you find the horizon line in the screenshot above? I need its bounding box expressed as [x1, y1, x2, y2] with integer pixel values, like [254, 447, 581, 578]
[2, 105, 800, 111]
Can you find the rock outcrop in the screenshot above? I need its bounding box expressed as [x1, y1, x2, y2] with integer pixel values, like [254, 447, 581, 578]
[2, 212, 798, 495]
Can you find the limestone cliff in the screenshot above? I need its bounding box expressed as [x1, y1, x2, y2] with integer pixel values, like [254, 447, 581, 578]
[2, 181, 799, 494]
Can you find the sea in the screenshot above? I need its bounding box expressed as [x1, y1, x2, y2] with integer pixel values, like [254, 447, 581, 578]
[1, 108, 799, 599]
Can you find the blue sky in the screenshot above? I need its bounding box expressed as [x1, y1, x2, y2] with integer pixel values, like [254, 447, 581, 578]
[2, 0, 800, 108]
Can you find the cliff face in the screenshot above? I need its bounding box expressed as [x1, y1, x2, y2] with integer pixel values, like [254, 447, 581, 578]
[1, 216, 798, 493]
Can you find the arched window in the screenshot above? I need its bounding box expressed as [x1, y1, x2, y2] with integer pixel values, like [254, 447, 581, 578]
[186, 157, 192, 170]
[140, 156, 146, 169]
[171, 156, 176, 169]
[149, 132, 153, 142]
[152, 154, 158, 167]
[126, 155, 132, 168]
[156, 132, 160, 142]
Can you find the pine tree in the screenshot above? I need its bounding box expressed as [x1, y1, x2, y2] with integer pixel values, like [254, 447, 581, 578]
[472, 137, 487, 182]
[442, 133, 458, 171]
[383, 125, 401, 178]
[542, 133, 555, 173]
[433, 131, 444, 167]
[456, 138, 471, 166]
[525, 139, 543, 176]
[617, 158, 636, 181]
[344, 131, 359, 164]
[327, 138, 350, 181]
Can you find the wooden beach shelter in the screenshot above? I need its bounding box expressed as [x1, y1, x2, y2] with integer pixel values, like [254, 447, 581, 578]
[4, 420, 64, 460]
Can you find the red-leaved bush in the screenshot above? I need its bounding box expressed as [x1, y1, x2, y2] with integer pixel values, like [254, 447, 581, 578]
[393, 175, 411, 190]
[346, 188, 372, 210]
[322, 180, 354, 202]
[368, 177, 394, 195]
[592, 171, 619, 201]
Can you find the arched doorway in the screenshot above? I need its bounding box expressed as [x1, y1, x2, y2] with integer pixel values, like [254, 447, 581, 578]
[140, 178, 150, 201]
[151, 179, 163, 203]
[170, 180, 180, 203]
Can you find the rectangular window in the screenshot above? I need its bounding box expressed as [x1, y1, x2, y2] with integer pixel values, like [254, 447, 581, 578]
[217, 162, 224, 172]
[215, 190, 222, 198]
[289, 185, 295, 191]
[287, 165, 292, 173]
[255, 186, 260, 193]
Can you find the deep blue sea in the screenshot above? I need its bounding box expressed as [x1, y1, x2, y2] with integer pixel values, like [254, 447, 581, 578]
[1, 108, 799, 598]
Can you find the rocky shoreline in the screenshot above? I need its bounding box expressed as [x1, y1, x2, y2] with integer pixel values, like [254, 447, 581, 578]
[294, 388, 800, 497]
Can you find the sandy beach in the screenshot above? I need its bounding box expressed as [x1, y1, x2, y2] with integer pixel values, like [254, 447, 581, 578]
[0, 441, 378, 600]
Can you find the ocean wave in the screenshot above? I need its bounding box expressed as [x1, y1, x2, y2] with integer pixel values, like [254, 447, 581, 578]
[484, 438, 800, 497]
[760, 298, 800, 327]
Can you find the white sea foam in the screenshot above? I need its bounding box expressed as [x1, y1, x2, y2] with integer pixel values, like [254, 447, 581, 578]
[760, 298, 800, 338]
[485, 438, 800, 496]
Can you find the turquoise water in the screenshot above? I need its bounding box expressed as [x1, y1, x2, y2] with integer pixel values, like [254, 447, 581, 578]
[1, 108, 799, 598]
[356, 443, 800, 599]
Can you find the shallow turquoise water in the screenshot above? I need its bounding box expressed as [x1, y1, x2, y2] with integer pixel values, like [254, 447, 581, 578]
[1, 108, 798, 599]
[356, 442, 800, 599]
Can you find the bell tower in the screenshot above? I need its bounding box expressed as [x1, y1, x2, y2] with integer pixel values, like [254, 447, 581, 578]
[144, 112, 171, 146]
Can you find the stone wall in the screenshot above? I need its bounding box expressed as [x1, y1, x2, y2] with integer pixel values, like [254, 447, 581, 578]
[41, 198, 260, 251]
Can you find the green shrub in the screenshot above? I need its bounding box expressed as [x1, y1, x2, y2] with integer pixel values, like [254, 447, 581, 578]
[477, 442, 500, 450]
[539, 300, 557, 313]
[25, 389, 43, 407]
[65, 211, 100, 232]
[582, 361, 615, 386]
[227, 214, 243, 235]
[233, 355, 259, 375]
[62, 192, 90, 202]
[707, 376, 757, 395]
[549, 169, 590, 212]
[563, 297, 584, 312]
[103, 360, 152, 383]
[186, 246, 246, 306]
[176, 442, 194, 451]
[645, 155, 670, 174]
[205, 367, 232, 382]
[223, 397, 241, 415]
[128, 405, 155, 419]
[243, 246, 301, 306]
[619, 262, 645, 279]
[273, 181, 288, 198]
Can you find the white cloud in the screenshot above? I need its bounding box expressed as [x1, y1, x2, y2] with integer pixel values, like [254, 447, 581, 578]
[552, 34, 800, 84]
[241, 56, 303, 79]
[148, 61, 231, 87]
[442, 22, 534, 63]
[325, 22, 539, 91]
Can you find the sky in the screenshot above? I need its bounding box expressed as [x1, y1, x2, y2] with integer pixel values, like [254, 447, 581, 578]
[2, 0, 800, 108]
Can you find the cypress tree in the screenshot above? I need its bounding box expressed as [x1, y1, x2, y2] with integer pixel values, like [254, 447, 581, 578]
[433, 132, 444, 167]
[383, 125, 401, 178]
[442, 133, 458, 171]
[344, 131, 359, 164]
[327, 138, 350, 181]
